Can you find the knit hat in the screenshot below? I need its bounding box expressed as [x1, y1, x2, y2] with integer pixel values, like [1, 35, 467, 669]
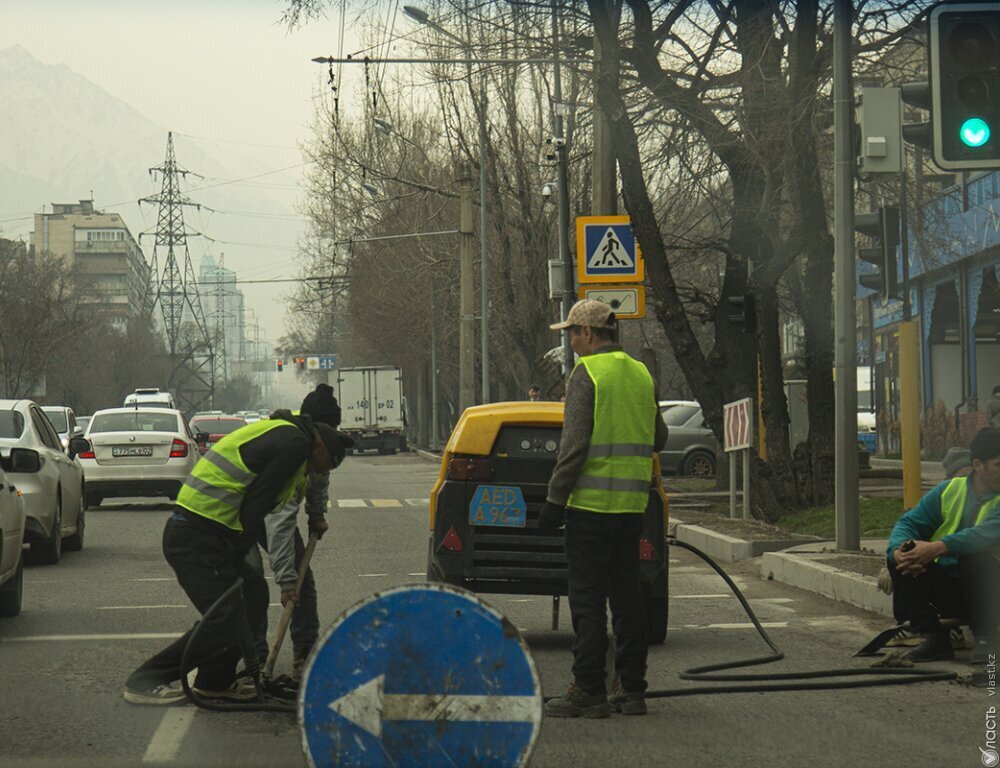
[941, 447, 971, 477]
[301, 383, 341, 428]
[970, 427, 1000, 463]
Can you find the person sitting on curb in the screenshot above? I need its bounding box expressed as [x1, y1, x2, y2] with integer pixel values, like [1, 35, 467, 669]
[885, 427, 1000, 665]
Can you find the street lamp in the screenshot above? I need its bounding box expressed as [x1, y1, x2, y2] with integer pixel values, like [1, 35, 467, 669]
[404, 4, 492, 405]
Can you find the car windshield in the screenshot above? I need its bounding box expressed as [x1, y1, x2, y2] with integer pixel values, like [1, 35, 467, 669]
[192, 418, 245, 435]
[90, 412, 178, 433]
[660, 405, 700, 427]
[42, 408, 68, 433]
[0, 410, 25, 438]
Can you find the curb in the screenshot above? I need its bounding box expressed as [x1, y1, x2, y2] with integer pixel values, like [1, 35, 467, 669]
[761, 550, 893, 618]
[414, 448, 442, 464]
[669, 518, 818, 563]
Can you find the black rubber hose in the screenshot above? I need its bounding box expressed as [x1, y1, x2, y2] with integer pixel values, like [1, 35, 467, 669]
[545, 537, 958, 701]
[180, 578, 295, 713]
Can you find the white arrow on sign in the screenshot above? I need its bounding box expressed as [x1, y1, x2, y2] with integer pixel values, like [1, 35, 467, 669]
[329, 674, 538, 739]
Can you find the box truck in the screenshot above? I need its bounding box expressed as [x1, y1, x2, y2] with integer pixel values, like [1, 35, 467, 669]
[336, 366, 406, 454]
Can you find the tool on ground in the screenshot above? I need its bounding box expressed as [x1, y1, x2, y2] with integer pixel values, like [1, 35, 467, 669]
[854, 622, 914, 657]
[264, 531, 319, 679]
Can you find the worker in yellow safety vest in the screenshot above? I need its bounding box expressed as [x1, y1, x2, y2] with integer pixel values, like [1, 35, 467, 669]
[122, 414, 347, 706]
[540, 299, 668, 719]
[887, 426, 1000, 666]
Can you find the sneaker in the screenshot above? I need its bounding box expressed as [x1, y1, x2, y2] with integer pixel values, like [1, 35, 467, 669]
[122, 682, 187, 706]
[884, 628, 921, 648]
[608, 687, 647, 716]
[191, 679, 258, 702]
[906, 630, 955, 663]
[544, 684, 609, 719]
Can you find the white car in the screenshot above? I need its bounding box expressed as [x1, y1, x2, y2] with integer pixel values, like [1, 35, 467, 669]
[0, 400, 87, 565]
[124, 388, 176, 410]
[80, 408, 200, 507]
[0, 457, 27, 616]
[42, 405, 83, 449]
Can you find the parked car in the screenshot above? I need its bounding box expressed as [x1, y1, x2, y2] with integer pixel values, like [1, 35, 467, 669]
[0, 400, 88, 564]
[0, 457, 27, 616]
[76, 416, 92, 435]
[41, 405, 82, 449]
[188, 414, 247, 455]
[79, 408, 201, 507]
[657, 400, 720, 477]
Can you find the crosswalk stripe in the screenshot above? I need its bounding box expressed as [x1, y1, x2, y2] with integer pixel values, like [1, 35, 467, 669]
[336, 499, 369, 507]
[370, 499, 402, 507]
[405, 499, 430, 506]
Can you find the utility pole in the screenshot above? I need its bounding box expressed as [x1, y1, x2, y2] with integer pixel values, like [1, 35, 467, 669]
[431, 287, 439, 451]
[898, 165, 922, 509]
[833, 0, 860, 551]
[552, 2, 575, 377]
[478, 69, 490, 404]
[458, 169, 476, 413]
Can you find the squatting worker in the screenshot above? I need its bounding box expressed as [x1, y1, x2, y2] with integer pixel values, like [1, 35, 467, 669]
[539, 299, 668, 718]
[122, 414, 345, 705]
[886, 426, 1000, 666]
[260, 383, 346, 680]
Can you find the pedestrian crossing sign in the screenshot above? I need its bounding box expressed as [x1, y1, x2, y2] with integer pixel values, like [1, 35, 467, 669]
[576, 215, 644, 284]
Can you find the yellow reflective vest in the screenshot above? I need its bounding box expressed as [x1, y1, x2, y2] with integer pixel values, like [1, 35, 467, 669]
[566, 351, 655, 514]
[176, 419, 309, 532]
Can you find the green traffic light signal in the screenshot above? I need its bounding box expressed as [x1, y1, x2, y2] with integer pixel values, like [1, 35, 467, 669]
[960, 117, 991, 148]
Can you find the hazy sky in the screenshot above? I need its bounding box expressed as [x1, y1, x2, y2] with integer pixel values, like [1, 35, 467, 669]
[0, 0, 387, 344]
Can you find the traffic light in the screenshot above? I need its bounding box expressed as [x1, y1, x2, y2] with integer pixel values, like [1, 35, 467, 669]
[929, 2, 1000, 169]
[296, 356, 307, 370]
[900, 81, 932, 151]
[726, 293, 756, 334]
[276, 359, 284, 373]
[856, 205, 901, 301]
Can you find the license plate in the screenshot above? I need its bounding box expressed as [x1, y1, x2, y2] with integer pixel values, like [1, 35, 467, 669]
[468, 485, 527, 528]
[363, 431, 378, 438]
[112, 445, 153, 457]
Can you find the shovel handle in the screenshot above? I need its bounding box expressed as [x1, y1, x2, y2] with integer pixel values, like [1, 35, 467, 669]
[264, 532, 318, 678]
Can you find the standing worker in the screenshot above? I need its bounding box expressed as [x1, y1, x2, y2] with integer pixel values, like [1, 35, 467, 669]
[262, 383, 345, 679]
[122, 413, 346, 705]
[539, 299, 668, 718]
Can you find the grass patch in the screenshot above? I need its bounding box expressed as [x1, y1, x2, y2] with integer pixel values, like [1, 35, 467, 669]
[776, 496, 904, 538]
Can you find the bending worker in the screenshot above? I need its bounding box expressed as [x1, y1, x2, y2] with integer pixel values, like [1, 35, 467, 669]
[539, 299, 668, 719]
[261, 383, 345, 679]
[886, 426, 1000, 665]
[122, 413, 345, 705]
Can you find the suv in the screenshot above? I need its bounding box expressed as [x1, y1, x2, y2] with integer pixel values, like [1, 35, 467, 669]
[425, 402, 670, 644]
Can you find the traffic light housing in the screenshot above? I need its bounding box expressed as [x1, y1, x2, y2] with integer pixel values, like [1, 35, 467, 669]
[929, 2, 1000, 170]
[900, 81, 932, 151]
[856, 205, 901, 301]
[726, 293, 756, 334]
[296, 356, 307, 370]
[276, 359, 284, 373]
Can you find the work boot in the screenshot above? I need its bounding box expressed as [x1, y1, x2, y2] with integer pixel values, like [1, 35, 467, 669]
[906, 629, 955, 663]
[608, 685, 647, 716]
[544, 684, 610, 719]
[192, 679, 258, 702]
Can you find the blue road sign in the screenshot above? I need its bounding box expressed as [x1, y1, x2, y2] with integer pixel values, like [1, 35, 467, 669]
[318, 355, 337, 370]
[469, 485, 527, 528]
[299, 584, 542, 768]
[576, 215, 644, 284]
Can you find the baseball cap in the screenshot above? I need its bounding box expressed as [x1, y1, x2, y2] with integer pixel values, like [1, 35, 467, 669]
[549, 299, 615, 330]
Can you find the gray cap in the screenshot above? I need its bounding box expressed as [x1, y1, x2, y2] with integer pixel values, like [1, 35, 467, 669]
[549, 299, 615, 330]
[941, 447, 971, 476]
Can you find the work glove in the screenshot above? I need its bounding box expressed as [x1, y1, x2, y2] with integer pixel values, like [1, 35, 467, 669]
[538, 502, 566, 532]
[308, 516, 329, 540]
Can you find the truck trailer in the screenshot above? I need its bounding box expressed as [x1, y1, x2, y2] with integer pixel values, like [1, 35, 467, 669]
[335, 366, 405, 454]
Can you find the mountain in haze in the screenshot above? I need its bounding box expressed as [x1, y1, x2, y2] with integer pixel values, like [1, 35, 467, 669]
[0, 45, 306, 338]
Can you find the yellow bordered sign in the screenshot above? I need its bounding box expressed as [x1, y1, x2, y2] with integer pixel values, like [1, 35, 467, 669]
[579, 284, 646, 320]
[576, 215, 644, 284]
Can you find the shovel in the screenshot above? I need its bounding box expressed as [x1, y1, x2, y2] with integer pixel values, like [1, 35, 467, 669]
[854, 622, 912, 657]
[264, 531, 318, 678]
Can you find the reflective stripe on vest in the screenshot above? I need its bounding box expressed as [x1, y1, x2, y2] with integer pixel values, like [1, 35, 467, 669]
[566, 351, 655, 514]
[176, 419, 309, 532]
[931, 477, 1000, 547]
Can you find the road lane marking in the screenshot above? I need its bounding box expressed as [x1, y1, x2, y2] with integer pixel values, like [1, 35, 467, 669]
[405, 499, 430, 506]
[407, 572, 425, 576]
[370, 499, 402, 507]
[359, 573, 389, 578]
[98, 605, 188, 610]
[672, 594, 731, 600]
[2, 633, 182, 642]
[131, 578, 176, 582]
[337, 499, 369, 507]
[682, 622, 789, 630]
[143, 708, 196, 764]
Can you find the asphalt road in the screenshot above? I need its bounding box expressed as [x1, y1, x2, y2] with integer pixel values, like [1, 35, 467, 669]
[0, 452, 988, 767]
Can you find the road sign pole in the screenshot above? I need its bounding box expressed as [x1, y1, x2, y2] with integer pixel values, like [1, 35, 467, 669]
[552, 7, 575, 378]
[742, 448, 751, 521]
[729, 452, 737, 519]
[459, 169, 476, 413]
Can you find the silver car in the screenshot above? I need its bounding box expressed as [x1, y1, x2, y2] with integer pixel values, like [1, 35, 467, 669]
[79, 408, 200, 507]
[0, 457, 27, 615]
[0, 400, 88, 564]
[657, 400, 720, 477]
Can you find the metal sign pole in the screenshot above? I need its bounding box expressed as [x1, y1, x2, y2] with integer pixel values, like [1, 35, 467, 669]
[742, 448, 751, 521]
[729, 454, 738, 519]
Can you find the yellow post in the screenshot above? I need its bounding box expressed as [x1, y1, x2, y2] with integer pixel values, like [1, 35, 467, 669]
[757, 355, 767, 461]
[898, 321, 922, 509]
